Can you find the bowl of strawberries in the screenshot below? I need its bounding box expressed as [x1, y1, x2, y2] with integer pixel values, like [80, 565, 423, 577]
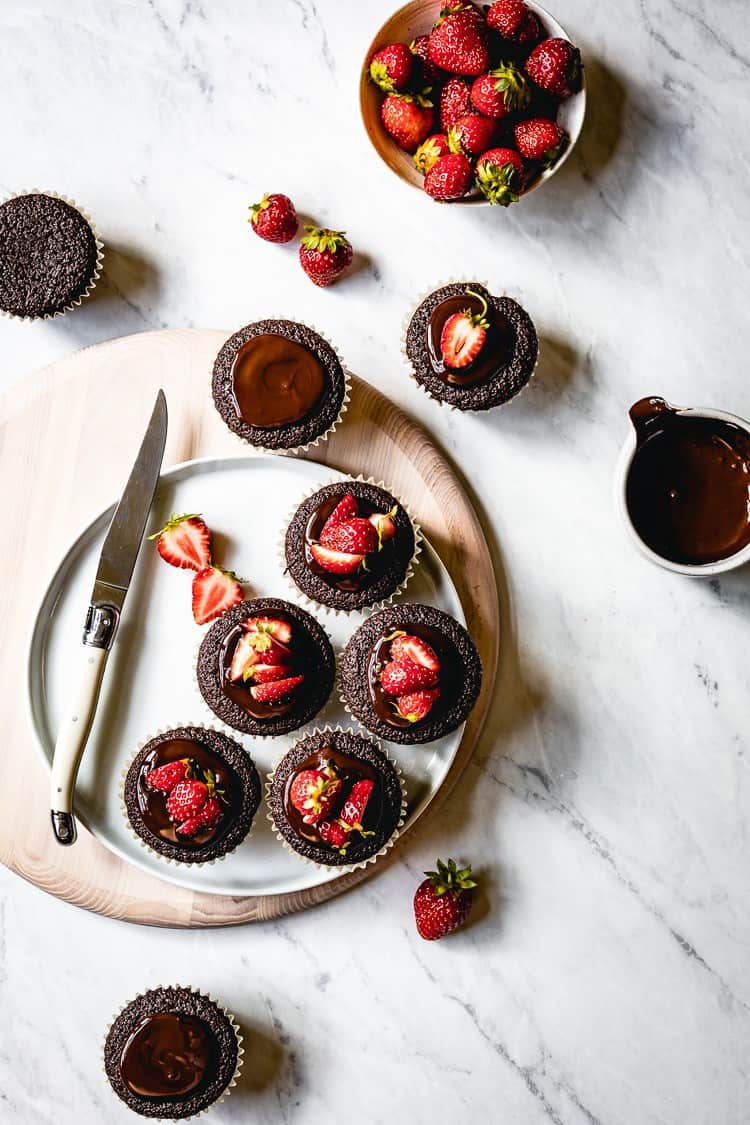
[360, 0, 585, 204]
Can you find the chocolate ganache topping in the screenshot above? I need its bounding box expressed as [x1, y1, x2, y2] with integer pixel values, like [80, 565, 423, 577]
[230, 333, 325, 428]
[427, 288, 512, 387]
[119, 1012, 217, 1099]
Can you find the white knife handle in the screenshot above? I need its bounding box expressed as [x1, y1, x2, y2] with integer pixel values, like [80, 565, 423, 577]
[50, 645, 109, 846]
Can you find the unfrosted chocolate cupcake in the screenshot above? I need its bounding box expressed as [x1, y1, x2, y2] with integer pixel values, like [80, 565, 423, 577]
[284, 479, 418, 612]
[0, 191, 102, 318]
[404, 282, 537, 411]
[267, 728, 405, 867]
[212, 319, 348, 450]
[341, 604, 482, 745]
[196, 597, 335, 736]
[104, 986, 242, 1119]
[122, 726, 261, 865]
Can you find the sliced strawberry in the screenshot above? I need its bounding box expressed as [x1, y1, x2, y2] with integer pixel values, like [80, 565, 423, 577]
[248, 663, 292, 684]
[320, 493, 359, 536]
[148, 513, 212, 571]
[242, 616, 292, 644]
[144, 758, 192, 793]
[320, 517, 379, 555]
[192, 566, 244, 625]
[310, 542, 365, 575]
[229, 633, 260, 682]
[166, 778, 208, 822]
[340, 779, 376, 835]
[250, 674, 305, 703]
[176, 795, 223, 837]
[440, 287, 490, 370]
[389, 633, 440, 673]
[318, 818, 351, 852]
[289, 768, 342, 824]
[380, 659, 439, 695]
[369, 508, 398, 544]
[396, 688, 441, 723]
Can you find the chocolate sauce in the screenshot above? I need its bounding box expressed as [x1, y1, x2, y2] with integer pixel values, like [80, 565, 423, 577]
[219, 616, 308, 721]
[303, 494, 399, 592]
[282, 747, 383, 849]
[368, 624, 458, 729]
[137, 738, 239, 848]
[230, 333, 326, 428]
[626, 397, 750, 565]
[119, 1013, 216, 1100]
[427, 292, 512, 387]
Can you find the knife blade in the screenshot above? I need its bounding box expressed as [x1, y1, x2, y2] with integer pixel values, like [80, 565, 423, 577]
[50, 390, 168, 845]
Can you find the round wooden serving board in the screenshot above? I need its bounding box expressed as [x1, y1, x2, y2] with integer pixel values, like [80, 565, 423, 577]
[0, 329, 498, 927]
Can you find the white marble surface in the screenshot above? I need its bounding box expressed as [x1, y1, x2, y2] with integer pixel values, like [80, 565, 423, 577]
[1, 1, 749, 1122]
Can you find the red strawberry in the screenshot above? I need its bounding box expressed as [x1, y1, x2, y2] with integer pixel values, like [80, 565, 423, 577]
[318, 818, 351, 853]
[191, 565, 244, 625]
[145, 758, 192, 793]
[381, 91, 434, 154]
[440, 287, 491, 368]
[229, 633, 260, 681]
[248, 193, 298, 244]
[229, 627, 292, 680]
[413, 133, 451, 176]
[514, 117, 566, 164]
[177, 795, 224, 837]
[299, 226, 353, 288]
[340, 779, 375, 833]
[487, 0, 541, 45]
[424, 152, 474, 201]
[439, 76, 472, 131]
[369, 509, 397, 543]
[396, 688, 441, 723]
[289, 768, 342, 824]
[166, 778, 209, 822]
[475, 146, 524, 205]
[249, 663, 292, 684]
[410, 34, 444, 85]
[148, 513, 212, 571]
[414, 858, 477, 940]
[525, 37, 582, 99]
[310, 542, 365, 575]
[369, 42, 414, 92]
[250, 675, 305, 703]
[448, 113, 497, 157]
[380, 659, 439, 695]
[428, 5, 489, 76]
[389, 633, 440, 673]
[321, 493, 358, 534]
[470, 64, 530, 118]
[320, 517, 379, 555]
[243, 616, 293, 645]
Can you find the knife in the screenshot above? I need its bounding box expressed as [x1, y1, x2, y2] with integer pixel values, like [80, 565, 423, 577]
[50, 390, 168, 846]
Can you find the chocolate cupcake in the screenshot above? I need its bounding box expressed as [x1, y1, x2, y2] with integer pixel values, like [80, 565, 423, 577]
[122, 726, 261, 865]
[267, 727, 406, 868]
[211, 318, 349, 451]
[283, 478, 420, 612]
[341, 604, 482, 745]
[0, 191, 102, 319]
[403, 281, 538, 411]
[104, 985, 242, 1119]
[196, 597, 335, 737]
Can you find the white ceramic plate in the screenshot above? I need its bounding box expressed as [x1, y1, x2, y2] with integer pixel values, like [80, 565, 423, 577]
[27, 454, 466, 897]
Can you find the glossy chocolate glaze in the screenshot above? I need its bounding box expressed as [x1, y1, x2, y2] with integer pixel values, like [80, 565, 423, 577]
[368, 624, 458, 730]
[119, 1013, 216, 1100]
[137, 738, 238, 849]
[304, 494, 399, 592]
[219, 616, 309, 721]
[626, 397, 750, 565]
[230, 333, 325, 428]
[282, 746, 383, 849]
[427, 292, 512, 387]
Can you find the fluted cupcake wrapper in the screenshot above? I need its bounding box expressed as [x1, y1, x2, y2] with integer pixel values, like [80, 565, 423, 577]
[119, 723, 256, 868]
[102, 985, 244, 1121]
[265, 723, 407, 874]
[278, 473, 423, 617]
[400, 276, 539, 413]
[0, 189, 104, 321]
[213, 318, 351, 456]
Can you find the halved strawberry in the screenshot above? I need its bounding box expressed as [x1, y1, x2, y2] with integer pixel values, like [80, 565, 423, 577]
[229, 633, 260, 682]
[289, 768, 342, 824]
[242, 616, 292, 644]
[380, 659, 439, 695]
[440, 287, 490, 370]
[191, 566, 244, 625]
[389, 633, 440, 673]
[148, 513, 212, 571]
[340, 779, 376, 835]
[320, 517, 379, 555]
[248, 663, 292, 684]
[230, 635, 291, 681]
[321, 493, 358, 536]
[250, 675, 305, 703]
[145, 758, 192, 793]
[396, 688, 441, 723]
[318, 818, 351, 853]
[310, 542, 365, 575]
[369, 508, 398, 544]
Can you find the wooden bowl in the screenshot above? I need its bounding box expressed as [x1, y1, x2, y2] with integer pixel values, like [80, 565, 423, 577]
[359, 0, 587, 205]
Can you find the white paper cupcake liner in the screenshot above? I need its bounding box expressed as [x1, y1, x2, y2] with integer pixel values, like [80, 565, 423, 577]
[400, 276, 539, 413]
[119, 723, 257, 868]
[265, 723, 408, 874]
[278, 473, 423, 617]
[0, 188, 104, 321]
[103, 984, 243, 1120]
[212, 318, 351, 456]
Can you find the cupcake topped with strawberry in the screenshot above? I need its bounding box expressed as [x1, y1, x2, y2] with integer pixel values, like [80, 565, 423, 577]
[341, 604, 482, 745]
[284, 480, 418, 612]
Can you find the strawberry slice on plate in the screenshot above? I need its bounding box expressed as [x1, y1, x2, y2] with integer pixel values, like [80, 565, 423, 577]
[310, 542, 365, 575]
[250, 675, 305, 703]
[148, 512, 212, 570]
[440, 288, 490, 370]
[192, 566, 244, 625]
